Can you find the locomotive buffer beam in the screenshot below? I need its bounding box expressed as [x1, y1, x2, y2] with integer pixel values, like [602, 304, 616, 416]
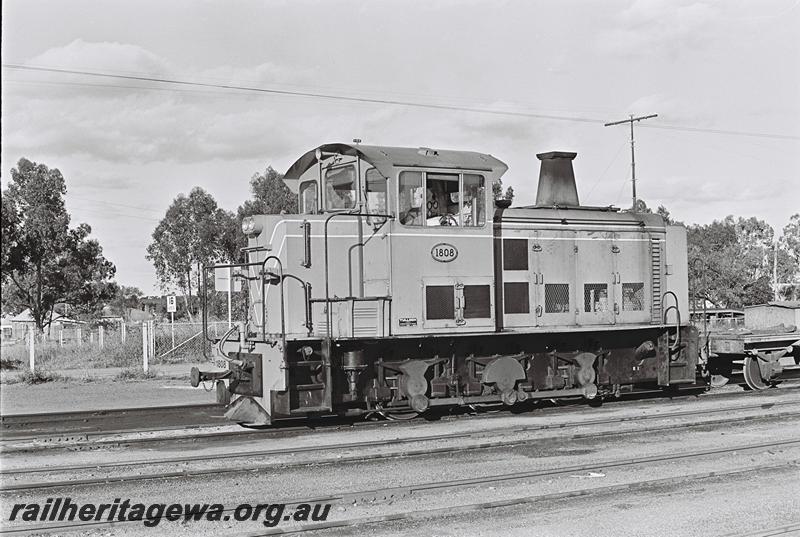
[190, 367, 232, 387]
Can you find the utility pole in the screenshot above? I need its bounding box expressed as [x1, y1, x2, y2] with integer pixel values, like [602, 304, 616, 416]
[604, 113, 658, 210]
[773, 242, 779, 301]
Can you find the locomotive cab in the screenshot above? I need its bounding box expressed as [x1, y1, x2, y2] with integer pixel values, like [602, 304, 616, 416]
[192, 143, 698, 425]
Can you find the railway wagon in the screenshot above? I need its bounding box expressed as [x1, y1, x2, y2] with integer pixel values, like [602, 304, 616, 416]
[192, 143, 698, 425]
[699, 302, 800, 390]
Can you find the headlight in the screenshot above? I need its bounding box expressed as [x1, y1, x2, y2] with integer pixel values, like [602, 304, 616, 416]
[241, 217, 262, 236]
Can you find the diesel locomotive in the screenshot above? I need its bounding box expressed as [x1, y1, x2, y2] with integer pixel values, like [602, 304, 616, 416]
[192, 143, 701, 425]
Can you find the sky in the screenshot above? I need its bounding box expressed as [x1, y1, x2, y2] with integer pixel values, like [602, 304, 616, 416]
[2, 0, 799, 294]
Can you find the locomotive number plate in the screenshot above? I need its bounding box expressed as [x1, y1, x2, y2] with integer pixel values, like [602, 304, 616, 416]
[431, 243, 458, 263]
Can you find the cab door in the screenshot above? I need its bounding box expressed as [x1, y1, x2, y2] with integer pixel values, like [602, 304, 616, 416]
[612, 231, 651, 324]
[575, 231, 616, 325]
[532, 230, 577, 327]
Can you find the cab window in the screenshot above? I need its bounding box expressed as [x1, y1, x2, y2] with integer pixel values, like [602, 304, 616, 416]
[299, 181, 318, 214]
[324, 165, 356, 210]
[399, 171, 424, 225]
[365, 168, 387, 214]
[399, 171, 485, 227]
[462, 173, 485, 227]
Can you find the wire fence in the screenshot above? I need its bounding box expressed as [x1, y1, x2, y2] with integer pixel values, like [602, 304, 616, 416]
[0, 320, 230, 372]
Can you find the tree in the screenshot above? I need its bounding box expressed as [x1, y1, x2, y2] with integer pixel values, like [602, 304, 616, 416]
[491, 179, 514, 203]
[778, 214, 800, 300]
[107, 285, 144, 320]
[781, 214, 800, 265]
[687, 216, 789, 308]
[233, 166, 298, 251]
[146, 187, 238, 321]
[238, 166, 297, 218]
[1, 158, 117, 331]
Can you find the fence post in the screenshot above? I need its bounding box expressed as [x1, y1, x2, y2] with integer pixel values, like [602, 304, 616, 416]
[76, 327, 82, 344]
[99, 325, 104, 349]
[149, 320, 155, 360]
[90, 331, 94, 344]
[142, 321, 149, 373]
[121, 321, 126, 344]
[28, 329, 35, 372]
[59, 329, 64, 347]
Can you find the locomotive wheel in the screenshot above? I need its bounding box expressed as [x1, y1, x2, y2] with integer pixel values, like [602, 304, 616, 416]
[742, 355, 770, 390]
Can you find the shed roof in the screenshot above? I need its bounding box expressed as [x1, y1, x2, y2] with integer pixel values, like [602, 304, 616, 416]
[284, 143, 508, 192]
[744, 301, 800, 310]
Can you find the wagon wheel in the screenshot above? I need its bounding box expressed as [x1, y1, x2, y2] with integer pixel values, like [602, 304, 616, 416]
[381, 409, 420, 421]
[742, 355, 770, 390]
[375, 405, 420, 421]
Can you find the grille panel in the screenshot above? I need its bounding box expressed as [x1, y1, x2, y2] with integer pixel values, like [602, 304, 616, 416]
[622, 282, 645, 311]
[584, 283, 609, 313]
[503, 239, 528, 270]
[545, 283, 570, 313]
[426, 286, 455, 320]
[504, 282, 530, 314]
[464, 285, 491, 319]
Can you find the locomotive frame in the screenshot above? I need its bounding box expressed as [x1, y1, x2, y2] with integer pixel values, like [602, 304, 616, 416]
[193, 143, 700, 425]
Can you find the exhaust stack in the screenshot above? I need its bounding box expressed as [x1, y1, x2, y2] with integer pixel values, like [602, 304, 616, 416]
[535, 151, 579, 207]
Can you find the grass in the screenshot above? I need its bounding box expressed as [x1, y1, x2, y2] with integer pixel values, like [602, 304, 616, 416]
[114, 367, 159, 381]
[0, 322, 219, 371]
[3, 368, 66, 385]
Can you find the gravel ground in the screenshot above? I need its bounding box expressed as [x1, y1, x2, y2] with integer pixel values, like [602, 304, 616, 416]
[0, 374, 214, 415]
[1, 388, 799, 536]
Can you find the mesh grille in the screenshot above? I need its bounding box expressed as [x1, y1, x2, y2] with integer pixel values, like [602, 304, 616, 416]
[622, 282, 645, 311]
[584, 283, 609, 313]
[504, 282, 529, 314]
[464, 285, 491, 318]
[426, 286, 454, 320]
[503, 239, 528, 270]
[545, 284, 570, 313]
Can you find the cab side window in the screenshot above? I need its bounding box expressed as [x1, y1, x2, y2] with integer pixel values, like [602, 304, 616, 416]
[399, 171, 424, 225]
[299, 181, 318, 214]
[324, 165, 356, 210]
[462, 174, 485, 227]
[365, 168, 387, 215]
[399, 171, 485, 227]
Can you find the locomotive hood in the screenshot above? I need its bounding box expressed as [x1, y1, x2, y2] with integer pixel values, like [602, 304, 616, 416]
[283, 143, 508, 193]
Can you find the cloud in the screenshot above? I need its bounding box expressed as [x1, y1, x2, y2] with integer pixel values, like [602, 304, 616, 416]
[2, 40, 331, 164]
[597, 0, 719, 59]
[28, 38, 172, 76]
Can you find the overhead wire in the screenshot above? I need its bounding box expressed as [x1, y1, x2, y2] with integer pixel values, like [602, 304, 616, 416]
[7, 63, 798, 141]
[2, 63, 605, 125]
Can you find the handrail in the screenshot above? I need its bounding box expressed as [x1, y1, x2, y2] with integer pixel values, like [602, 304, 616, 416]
[283, 273, 313, 336]
[200, 256, 287, 352]
[201, 260, 265, 358]
[323, 211, 394, 339]
[662, 291, 682, 353]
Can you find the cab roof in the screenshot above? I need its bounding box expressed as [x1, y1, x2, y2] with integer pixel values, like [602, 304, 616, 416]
[284, 143, 508, 192]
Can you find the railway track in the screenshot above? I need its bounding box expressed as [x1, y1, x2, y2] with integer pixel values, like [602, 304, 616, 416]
[729, 524, 800, 537]
[0, 403, 226, 442]
[2, 382, 798, 453]
[3, 398, 798, 492]
[4, 438, 798, 536]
